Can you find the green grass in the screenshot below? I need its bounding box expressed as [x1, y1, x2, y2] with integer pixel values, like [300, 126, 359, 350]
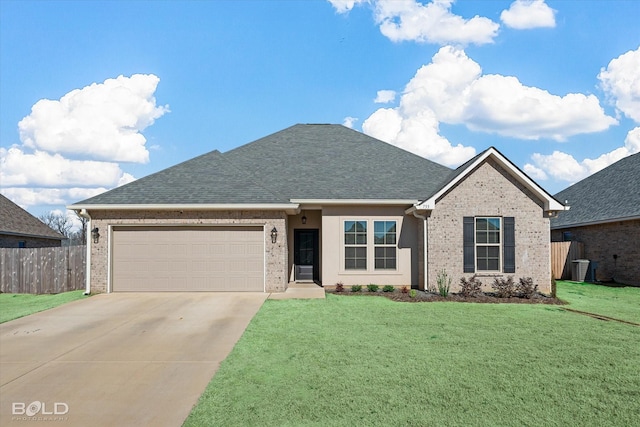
[556, 280, 640, 324]
[0, 290, 87, 323]
[185, 283, 640, 427]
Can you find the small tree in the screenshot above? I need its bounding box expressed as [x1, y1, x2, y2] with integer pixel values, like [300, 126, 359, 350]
[39, 211, 73, 238]
[71, 211, 88, 245]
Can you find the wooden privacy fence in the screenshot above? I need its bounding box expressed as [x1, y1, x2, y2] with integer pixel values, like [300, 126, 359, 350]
[551, 241, 585, 280]
[0, 246, 86, 294]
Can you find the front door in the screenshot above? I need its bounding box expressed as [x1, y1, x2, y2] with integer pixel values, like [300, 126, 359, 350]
[294, 229, 319, 281]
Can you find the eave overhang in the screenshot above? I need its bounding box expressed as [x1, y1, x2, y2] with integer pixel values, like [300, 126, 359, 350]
[67, 203, 301, 215]
[291, 199, 419, 206]
[550, 215, 640, 230]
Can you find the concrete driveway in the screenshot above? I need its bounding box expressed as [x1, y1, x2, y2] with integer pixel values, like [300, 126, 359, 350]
[0, 292, 267, 426]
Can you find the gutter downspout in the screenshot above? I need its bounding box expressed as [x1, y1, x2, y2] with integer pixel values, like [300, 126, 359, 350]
[413, 211, 428, 291]
[77, 209, 91, 295]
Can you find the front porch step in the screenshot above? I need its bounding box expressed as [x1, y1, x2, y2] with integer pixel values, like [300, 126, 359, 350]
[268, 282, 325, 300]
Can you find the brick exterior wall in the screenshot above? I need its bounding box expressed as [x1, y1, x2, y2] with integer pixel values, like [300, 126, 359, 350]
[426, 159, 552, 294]
[0, 235, 63, 248]
[88, 210, 288, 293]
[551, 219, 640, 286]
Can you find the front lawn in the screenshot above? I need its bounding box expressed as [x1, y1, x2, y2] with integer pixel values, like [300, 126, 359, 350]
[0, 290, 87, 323]
[556, 280, 640, 323]
[185, 282, 640, 427]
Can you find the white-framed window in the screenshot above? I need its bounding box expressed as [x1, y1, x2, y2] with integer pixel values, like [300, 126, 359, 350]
[374, 220, 396, 270]
[344, 220, 367, 270]
[475, 217, 501, 271]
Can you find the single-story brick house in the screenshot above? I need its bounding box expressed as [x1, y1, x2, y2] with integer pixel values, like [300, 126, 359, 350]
[68, 124, 566, 294]
[0, 194, 65, 248]
[551, 152, 640, 286]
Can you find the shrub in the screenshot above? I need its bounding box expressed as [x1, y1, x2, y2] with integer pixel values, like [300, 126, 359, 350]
[351, 284, 362, 292]
[517, 277, 538, 299]
[382, 285, 395, 293]
[436, 269, 451, 297]
[492, 276, 515, 298]
[335, 282, 344, 293]
[367, 284, 379, 292]
[400, 285, 409, 294]
[409, 289, 417, 298]
[459, 275, 483, 297]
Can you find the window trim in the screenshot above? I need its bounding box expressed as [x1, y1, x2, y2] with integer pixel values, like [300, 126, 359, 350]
[373, 220, 397, 271]
[475, 217, 502, 272]
[341, 218, 400, 274]
[344, 220, 367, 270]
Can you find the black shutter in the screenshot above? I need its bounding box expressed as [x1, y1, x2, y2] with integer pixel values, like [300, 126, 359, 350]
[463, 217, 475, 273]
[503, 217, 515, 273]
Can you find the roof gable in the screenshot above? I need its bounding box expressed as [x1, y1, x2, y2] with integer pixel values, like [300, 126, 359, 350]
[0, 194, 65, 240]
[551, 152, 640, 228]
[413, 147, 566, 213]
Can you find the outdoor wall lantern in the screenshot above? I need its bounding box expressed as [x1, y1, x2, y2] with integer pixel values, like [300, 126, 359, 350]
[270, 227, 278, 244]
[91, 227, 100, 244]
[301, 212, 307, 224]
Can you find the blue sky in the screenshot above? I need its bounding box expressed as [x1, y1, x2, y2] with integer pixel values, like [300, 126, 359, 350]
[1, 0, 639, 223]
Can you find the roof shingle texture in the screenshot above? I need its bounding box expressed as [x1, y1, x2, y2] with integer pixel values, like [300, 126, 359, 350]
[551, 152, 640, 228]
[74, 124, 454, 206]
[0, 194, 65, 240]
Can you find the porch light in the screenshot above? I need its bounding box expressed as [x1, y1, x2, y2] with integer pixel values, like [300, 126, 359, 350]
[270, 227, 278, 244]
[301, 213, 307, 224]
[91, 227, 100, 244]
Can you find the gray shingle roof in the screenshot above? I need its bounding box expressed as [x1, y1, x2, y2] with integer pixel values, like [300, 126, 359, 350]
[0, 194, 65, 240]
[224, 124, 452, 200]
[74, 150, 290, 205]
[551, 152, 640, 228]
[71, 124, 453, 206]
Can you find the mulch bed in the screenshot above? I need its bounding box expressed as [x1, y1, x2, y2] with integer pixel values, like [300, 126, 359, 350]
[326, 289, 566, 305]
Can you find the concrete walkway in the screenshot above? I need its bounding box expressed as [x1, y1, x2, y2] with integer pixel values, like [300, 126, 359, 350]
[0, 292, 267, 427]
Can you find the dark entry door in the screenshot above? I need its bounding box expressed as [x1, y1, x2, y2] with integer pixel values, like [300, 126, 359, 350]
[294, 229, 319, 281]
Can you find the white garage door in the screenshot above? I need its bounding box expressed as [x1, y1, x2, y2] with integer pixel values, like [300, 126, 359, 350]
[112, 226, 264, 291]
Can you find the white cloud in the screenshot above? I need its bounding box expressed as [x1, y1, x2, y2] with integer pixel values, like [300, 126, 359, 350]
[625, 126, 640, 152]
[328, 0, 368, 14]
[363, 105, 476, 167]
[0, 187, 108, 208]
[362, 46, 617, 167]
[18, 74, 169, 163]
[343, 116, 358, 128]
[598, 46, 640, 122]
[464, 74, 616, 140]
[374, 0, 499, 46]
[523, 163, 547, 180]
[500, 0, 556, 29]
[374, 90, 397, 103]
[524, 127, 640, 184]
[1, 74, 162, 211]
[0, 146, 130, 187]
[393, 46, 616, 138]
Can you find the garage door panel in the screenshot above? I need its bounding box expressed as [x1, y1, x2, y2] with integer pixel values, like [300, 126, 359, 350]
[112, 226, 264, 292]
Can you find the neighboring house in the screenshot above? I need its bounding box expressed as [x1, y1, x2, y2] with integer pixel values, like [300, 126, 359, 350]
[68, 124, 566, 294]
[551, 152, 640, 286]
[0, 194, 66, 248]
